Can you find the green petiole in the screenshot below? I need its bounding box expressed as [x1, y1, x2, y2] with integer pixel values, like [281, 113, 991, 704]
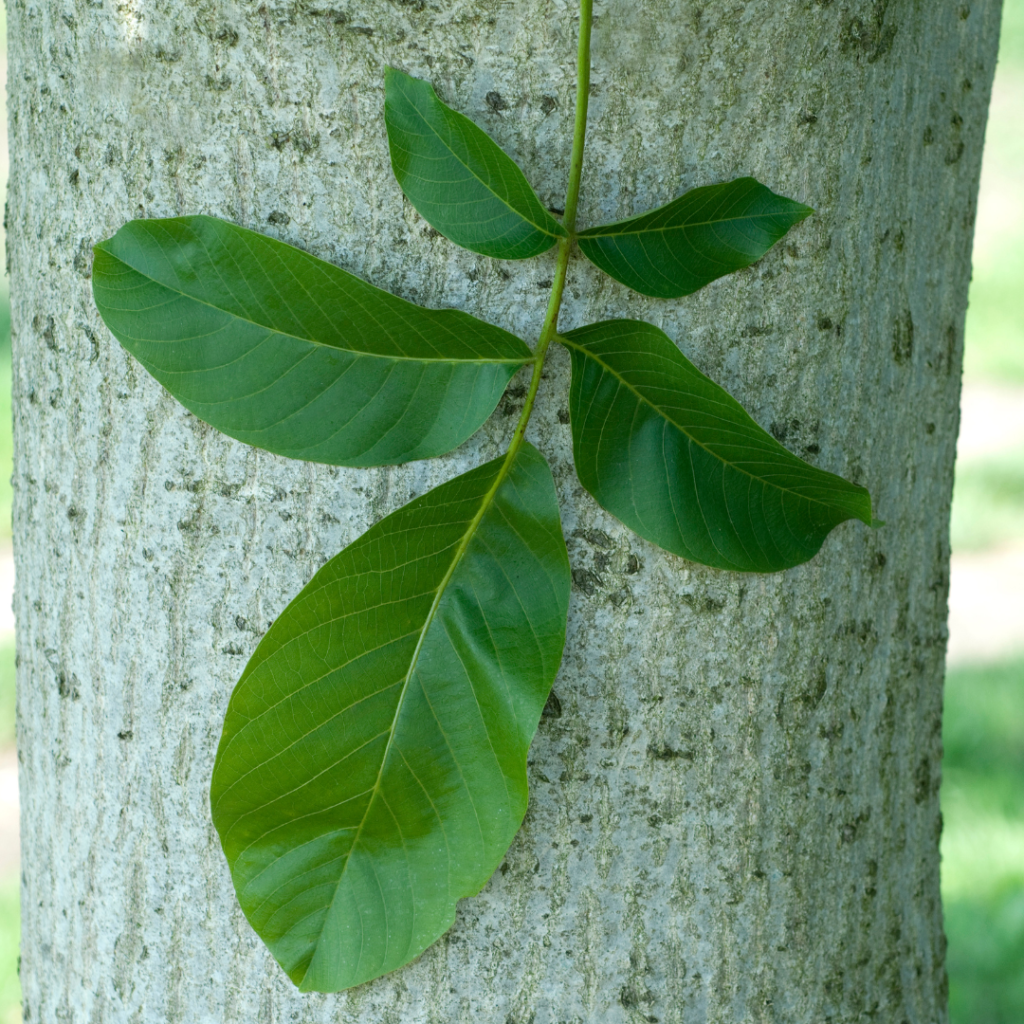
[499, 0, 594, 475]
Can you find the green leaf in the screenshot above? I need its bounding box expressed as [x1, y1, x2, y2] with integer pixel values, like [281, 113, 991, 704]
[210, 442, 570, 992]
[92, 216, 532, 467]
[384, 67, 567, 260]
[576, 177, 812, 299]
[560, 320, 873, 572]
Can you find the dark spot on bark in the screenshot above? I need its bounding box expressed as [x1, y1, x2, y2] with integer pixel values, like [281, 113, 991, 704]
[73, 238, 92, 278]
[235, 615, 249, 631]
[770, 418, 801, 443]
[540, 95, 557, 114]
[914, 755, 933, 803]
[803, 669, 828, 708]
[57, 671, 80, 701]
[892, 311, 914, 364]
[348, 25, 374, 35]
[267, 210, 290, 226]
[573, 527, 612, 548]
[215, 26, 240, 45]
[842, 14, 897, 63]
[579, 813, 593, 823]
[647, 742, 693, 762]
[798, 110, 818, 125]
[117, 730, 133, 741]
[66, 504, 82, 521]
[925, 422, 936, 434]
[803, 443, 820, 456]
[222, 642, 246, 656]
[542, 690, 562, 718]
[270, 131, 291, 150]
[945, 142, 965, 165]
[817, 315, 833, 331]
[944, 324, 958, 374]
[557, 408, 570, 424]
[682, 593, 725, 614]
[35, 314, 56, 351]
[923, 125, 935, 145]
[536, 278, 552, 289]
[68, 169, 79, 187]
[841, 808, 870, 843]
[818, 720, 844, 741]
[572, 567, 603, 596]
[486, 91, 508, 112]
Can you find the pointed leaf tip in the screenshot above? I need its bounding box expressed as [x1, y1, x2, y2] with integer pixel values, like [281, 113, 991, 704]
[385, 67, 566, 260]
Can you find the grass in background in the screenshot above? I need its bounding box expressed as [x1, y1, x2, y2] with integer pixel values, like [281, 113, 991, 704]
[943, 658, 1024, 1024]
[963, 0, 1024, 382]
[951, 445, 1024, 552]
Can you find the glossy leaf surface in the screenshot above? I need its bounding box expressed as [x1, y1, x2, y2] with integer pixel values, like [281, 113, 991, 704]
[577, 177, 812, 298]
[92, 216, 531, 467]
[385, 67, 567, 260]
[561, 320, 872, 572]
[211, 442, 570, 991]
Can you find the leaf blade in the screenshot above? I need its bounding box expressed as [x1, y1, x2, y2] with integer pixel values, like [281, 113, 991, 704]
[210, 442, 570, 991]
[92, 216, 532, 466]
[385, 67, 567, 260]
[561, 320, 872, 572]
[577, 177, 812, 298]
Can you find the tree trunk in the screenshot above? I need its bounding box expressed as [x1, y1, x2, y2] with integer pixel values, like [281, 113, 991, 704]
[8, 0, 1000, 1020]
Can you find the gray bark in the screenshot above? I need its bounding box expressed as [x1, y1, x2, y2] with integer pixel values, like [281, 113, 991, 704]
[7, 0, 1000, 1020]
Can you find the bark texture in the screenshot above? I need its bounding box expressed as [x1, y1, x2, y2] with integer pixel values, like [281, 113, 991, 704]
[8, 1, 1000, 1020]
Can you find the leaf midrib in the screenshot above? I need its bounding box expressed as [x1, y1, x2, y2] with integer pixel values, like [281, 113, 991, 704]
[578, 207, 806, 241]
[300, 461, 512, 986]
[558, 334, 867, 516]
[393, 77, 565, 243]
[100, 247, 530, 366]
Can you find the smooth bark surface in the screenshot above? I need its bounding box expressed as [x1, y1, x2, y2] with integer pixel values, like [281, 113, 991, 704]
[7, 1, 1000, 1020]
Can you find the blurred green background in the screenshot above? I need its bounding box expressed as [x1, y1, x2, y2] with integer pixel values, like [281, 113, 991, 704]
[0, 6, 1019, 1022]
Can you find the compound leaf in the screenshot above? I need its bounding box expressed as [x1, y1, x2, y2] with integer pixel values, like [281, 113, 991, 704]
[210, 442, 570, 992]
[385, 67, 567, 260]
[561, 320, 872, 572]
[577, 177, 812, 298]
[92, 216, 532, 467]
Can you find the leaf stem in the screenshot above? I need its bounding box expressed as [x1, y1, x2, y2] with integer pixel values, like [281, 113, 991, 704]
[563, 0, 593, 237]
[501, 0, 594, 468]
